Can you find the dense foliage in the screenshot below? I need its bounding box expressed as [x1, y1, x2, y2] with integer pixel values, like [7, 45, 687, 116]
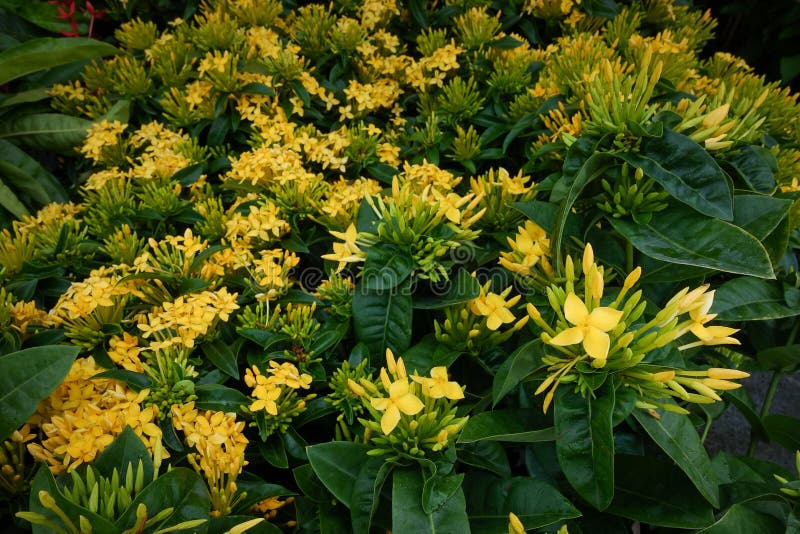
[1, 0, 799, 532]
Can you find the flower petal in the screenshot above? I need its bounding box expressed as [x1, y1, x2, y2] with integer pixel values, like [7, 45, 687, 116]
[583, 327, 610, 360]
[563, 293, 589, 326]
[396, 393, 424, 415]
[587, 307, 623, 332]
[442, 382, 464, 400]
[380, 405, 401, 434]
[549, 326, 584, 346]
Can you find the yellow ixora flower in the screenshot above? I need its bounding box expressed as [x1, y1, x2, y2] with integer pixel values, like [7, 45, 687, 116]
[370, 378, 425, 435]
[412, 367, 464, 400]
[548, 292, 623, 364]
[321, 223, 365, 272]
[470, 291, 521, 330]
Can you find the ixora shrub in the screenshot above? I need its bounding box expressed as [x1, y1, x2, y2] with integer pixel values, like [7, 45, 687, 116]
[1, 0, 800, 532]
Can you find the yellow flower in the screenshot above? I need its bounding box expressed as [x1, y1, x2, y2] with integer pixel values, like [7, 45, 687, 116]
[370, 379, 424, 434]
[548, 292, 623, 362]
[413, 367, 464, 400]
[321, 223, 365, 272]
[508, 512, 526, 534]
[469, 292, 520, 330]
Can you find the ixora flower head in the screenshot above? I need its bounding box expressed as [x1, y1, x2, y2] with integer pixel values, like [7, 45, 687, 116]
[347, 349, 468, 458]
[528, 244, 748, 413]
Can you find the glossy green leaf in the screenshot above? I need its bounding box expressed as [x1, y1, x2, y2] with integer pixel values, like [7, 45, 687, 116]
[464, 474, 580, 532]
[260, 434, 288, 468]
[732, 194, 792, 240]
[554, 386, 615, 510]
[763, 414, 800, 451]
[0, 139, 66, 203]
[711, 277, 800, 320]
[0, 37, 118, 85]
[413, 269, 481, 309]
[235, 472, 296, 513]
[351, 459, 391, 533]
[0, 113, 92, 153]
[696, 503, 785, 533]
[352, 280, 413, 357]
[392, 468, 469, 534]
[618, 129, 733, 220]
[93, 369, 152, 391]
[195, 384, 249, 412]
[307, 442, 373, 508]
[0, 178, 29, 217]
[457, 441, 511, 478]
[492, 339, 546, 405]
[459, 410, 555, 443]
[609, 204, 774, 278]
[609, 454, 714, 528]
[757, 345, 800, 372]
[362, 243, 414, 290]
[0, 345, 79, 441]
[727, 145, 777, 194]
[202, 338, 239, 378]
[93, 426, 155, 485]
[633, 410, 719, 507]
[0, 87, 50, 108]
[401, 336, 461, 376]
[511, 200, 583, 238]
[115, 468, 210, 531]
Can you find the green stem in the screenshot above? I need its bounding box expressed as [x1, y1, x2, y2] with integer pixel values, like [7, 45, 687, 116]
[625, 239, 634, 273]
[700, 409, 713, 445]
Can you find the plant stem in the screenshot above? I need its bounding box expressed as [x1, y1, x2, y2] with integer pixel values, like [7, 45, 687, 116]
[700, 409, 713, 445]
[625, 239, 634, 273]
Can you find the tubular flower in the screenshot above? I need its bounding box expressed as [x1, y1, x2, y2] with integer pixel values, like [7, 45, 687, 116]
[413, 367, 465, 400]
[321, 223, 365, 272]
[469, 291, 521, 330]
[370, 379, 424, 434]
[548, 292, 623, 363]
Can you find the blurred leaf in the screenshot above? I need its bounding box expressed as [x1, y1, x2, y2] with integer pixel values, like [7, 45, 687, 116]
[0, 112, 92, 153]
[763, 414, 800, 451]
[696, 502, 784, 533]
[0, 139, 66, 203]
[0, 37, 118, 85]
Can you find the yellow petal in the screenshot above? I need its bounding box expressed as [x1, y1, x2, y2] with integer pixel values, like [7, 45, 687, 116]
[486, 314, 503, 331]
[442, 382, 465, 400]
[583, 327, 610, 360]
[381, 405, 401, 434]
[563, 293, 589, 326]
[587, 307, 623, 331]
[388, 379, 410, 399]
[548, 326, 584, 346]
[371, 397, 389, 411]
[395, 393, 424, 415]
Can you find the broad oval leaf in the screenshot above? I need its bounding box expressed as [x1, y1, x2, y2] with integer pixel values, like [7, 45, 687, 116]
[617, 129, 733, 220]
[0, 37, 119, 85]
[195, 383, 249, 412]
[352, 280, 413, 358]
[202, 338, 239, 379]
[362, 243, 414, 291]
[0, 139, 66, 203]
[732, 194, 792, 241]
[392, 468, 469, 534]
[413, 269, 481, 310]
[726, 145, 777, 194]
[93, 426, 155, 485]
[0, 345, 79, 441]
[609, 204, 774, 279]
[307, 441, 373, 509]
[0, 113, 93, 153]
[492, 339, 546, 405]
[711, 276, 800, 321]
[458, 410, 555, 443]
[400, 336, 461, 376]
[696, 503, 784, 534]
[633, 409, 720, 507]
[554, 386, 616, 510]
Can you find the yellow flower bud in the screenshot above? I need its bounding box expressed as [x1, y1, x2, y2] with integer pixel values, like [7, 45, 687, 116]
[707, 368, 749, 380]
[582, 243, 594, 275]
[701, 103, 729, 129]
[651, 370, 675, 383]
[509, 512, 526, 534]
[623, 267, 642, 289]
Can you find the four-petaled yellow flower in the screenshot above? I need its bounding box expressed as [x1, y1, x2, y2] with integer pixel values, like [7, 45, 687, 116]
[370, 379, 425, 434]
[680, 290, 740, 350]
[413, 367, 465, 400]
[470, 292, 520, 330]
[321, 224, 365, 272]
[548, 292, 623, 363]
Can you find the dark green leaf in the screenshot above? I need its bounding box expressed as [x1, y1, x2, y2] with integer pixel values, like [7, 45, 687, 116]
[457, 441, 511, 478]
[492, 339, 546, 405]
[609, 204, 774, 278]
[93, 369, 152, 391]
[554, 386, 616, 510]
[459, 410, 555, 443]
[362, 244, 414, 291]
[463, 474, 581, 532]
[758, 345, 800, 372]
[732, 194, 792, 241]
[352, 280, 413, 357]
[202, 338, 239, 379]
[0, 37, 119, 85]
[413, 269, 481, 309]
[0, 345, 79, 441]
[400, 336, 461, 376]
[260, 434, 288, 468]
[392, 468, 469, 534]
[696, 503, 785, 534]
[609, 454, 714, 528]
[365, 162, 400, 184]
[712, 277, 800, 321]
[195, 384, 249, 412]
[238, 328, 290, 349]
[633, 410, 719, 507]
[307, 442, 373, 508]
[208, 516, 282, 534]
[0, 178, 29, 217]
[727, 146, 777, 194]
[93, 426, 155, 485]
[0, 139, 65, 202]
[235, 471, 295, 512]
[617, 129, 732, 220]
[724, 388, 768, 442]
[350, 457, 390, 533]
[511, 200, 583, 238]
[0, 113, 92, 153]
[763, 414, 800, 451]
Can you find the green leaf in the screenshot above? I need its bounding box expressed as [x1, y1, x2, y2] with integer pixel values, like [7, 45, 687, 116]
[195, 384, 249, 412]
[307, 442, 373, 509]
[609, 454, 714, 528]
[609, 204, 774, 278]
[260, 434, 288, 468]
[400, 336, 461, 376]
[712, 277, 800, 320]
[727, 145, 777, 194]
[0, 37, 119, 85]
[696, 503, 785, 533]
[351, 458, 392, 533]
[0, 113, 92, 153]
[93, 369, 152, 391]
[238, 328, 290, 349]
[633, 410, 719, 507]
[0, 345, 79, 441]
[235, 472, 296, 512]
[208, 516, 282, 534]
[0, 178, 29, 217]
[202, 338, 239, 379]
[362, 243, 414, 291]
[463, 474, 581, 532]
[511, 200, 583, 238]
[492, 339, 546, 406]
[115, 467, 210, 532]
[763, 414, 800, 451]
[0, 88, 50, 108]
[458, 410, 555, 443]
[724, 388, 768, 442]
[757, 345, 800, 372]
[392, 468, 469, 534]
[352, 280, 413, 357]
[617, 129, 733, 220]
[413, 269, 481, 309]
[0, 139, 66, 203]
[554, 386, 616, 510]
[732, 194, 792, 241]
[93, 426, 155, 484]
